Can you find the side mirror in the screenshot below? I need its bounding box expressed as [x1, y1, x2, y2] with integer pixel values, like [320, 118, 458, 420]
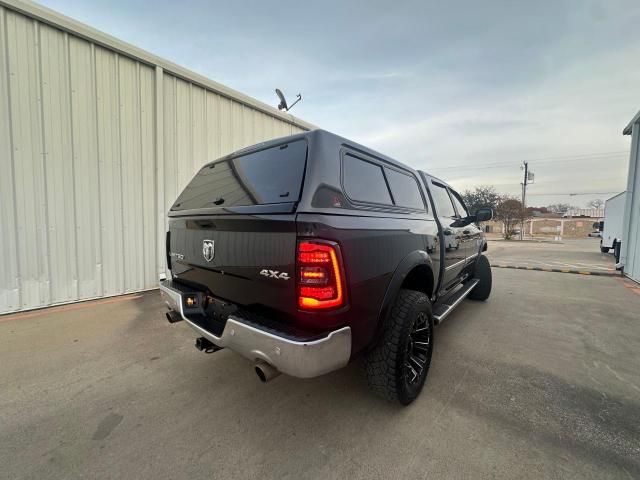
[474, 207, 493, 222]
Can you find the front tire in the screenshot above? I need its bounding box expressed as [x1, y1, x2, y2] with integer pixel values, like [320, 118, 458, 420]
[365, 289, 434, 405]
[600, 241, 610, 253]
[468, 254, 492, 301]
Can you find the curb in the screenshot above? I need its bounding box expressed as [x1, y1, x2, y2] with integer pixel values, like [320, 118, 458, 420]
[488, 239, 563, 244]
[490, 264, 621, 277]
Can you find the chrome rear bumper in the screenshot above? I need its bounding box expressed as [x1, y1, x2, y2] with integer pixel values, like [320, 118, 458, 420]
[159, 280, 351, 378]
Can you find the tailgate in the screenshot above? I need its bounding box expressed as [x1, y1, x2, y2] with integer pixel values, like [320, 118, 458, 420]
[168, 215, 298, 318]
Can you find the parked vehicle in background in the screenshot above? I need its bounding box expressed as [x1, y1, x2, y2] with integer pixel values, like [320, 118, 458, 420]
[600, 192, 627, 262]
[159, 129, 493, 404]
[588, 221, 602, 237]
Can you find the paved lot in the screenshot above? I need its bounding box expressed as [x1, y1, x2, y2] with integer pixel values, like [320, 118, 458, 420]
[1, 268, 640, 479]
[487, 238, 617, 273]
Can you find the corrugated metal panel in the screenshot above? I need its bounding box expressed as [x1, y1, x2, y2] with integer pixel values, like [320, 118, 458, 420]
[0, 3, 312, 313]
[95, 45, 123, 297]
[0, 0, 315, 132]
[69, 35, 101, 300]
[40, 25, 76, 305]
[0, 6, 20, 311]
[622, 122, 640, 282]
[5, 11, 50, 310]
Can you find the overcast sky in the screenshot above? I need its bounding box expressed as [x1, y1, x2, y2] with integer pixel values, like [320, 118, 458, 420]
[40, 0, 640, 207]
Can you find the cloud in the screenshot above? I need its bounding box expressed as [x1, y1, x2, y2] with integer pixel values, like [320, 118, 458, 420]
[39, 0, 640, 206]
[346, 43, 640, 204]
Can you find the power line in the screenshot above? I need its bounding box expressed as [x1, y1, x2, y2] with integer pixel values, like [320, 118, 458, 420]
[526, 191, 620, 196]
[520, 150, 629, 163]
[430, 155, 628, 172]
[427, 151, 629, 172]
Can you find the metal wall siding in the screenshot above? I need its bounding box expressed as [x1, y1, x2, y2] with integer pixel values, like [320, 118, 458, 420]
[0, 4, 311, 313]
[69, 36, 101, 299]
[139, 64, 156, 289]
[161, 72, 176, 245]
[6, 11, 50, 309]
[39, 24, 76, 304]
[0, 7, 20, 311]
[626, 124, 640, 282]
[95, 46, 123, 297]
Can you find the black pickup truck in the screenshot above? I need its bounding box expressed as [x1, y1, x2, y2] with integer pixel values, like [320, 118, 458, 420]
[160, 129, 492, 404]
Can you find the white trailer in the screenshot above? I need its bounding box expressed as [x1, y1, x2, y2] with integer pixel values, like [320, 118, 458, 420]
[600, 192, 627, 259]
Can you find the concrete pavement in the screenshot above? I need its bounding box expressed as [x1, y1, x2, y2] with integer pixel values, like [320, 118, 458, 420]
[1, 268, 639, 479]
[486, 238, 618, 274]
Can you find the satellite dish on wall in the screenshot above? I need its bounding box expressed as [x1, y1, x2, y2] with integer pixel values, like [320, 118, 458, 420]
[275, 89, 302, 112]
[275, 89, 288, 111]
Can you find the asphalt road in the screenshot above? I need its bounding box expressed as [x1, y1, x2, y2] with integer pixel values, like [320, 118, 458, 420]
[486, 237, 617, 272]
[1, 268, 640, 479]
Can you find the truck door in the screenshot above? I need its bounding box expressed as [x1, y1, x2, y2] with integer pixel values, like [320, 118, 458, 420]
[449, 188, 483, 264]
[427, 180, 466, 288]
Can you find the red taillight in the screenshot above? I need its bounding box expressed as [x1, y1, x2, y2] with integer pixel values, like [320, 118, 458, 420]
[297, 240, 346, 310]
[298, 250, 331, 263]
[300, 266, 328, 284]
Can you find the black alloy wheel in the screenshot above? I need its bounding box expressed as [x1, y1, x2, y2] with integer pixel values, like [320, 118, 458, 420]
[405, 311, 432, 386]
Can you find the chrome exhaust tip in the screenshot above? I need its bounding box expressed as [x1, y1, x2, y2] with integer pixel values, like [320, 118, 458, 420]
[254, 360, 281, 383]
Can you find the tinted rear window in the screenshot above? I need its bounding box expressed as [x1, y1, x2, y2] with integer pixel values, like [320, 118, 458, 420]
[343, 155, 392, 205]
[385, 168, 425, 210]
[171, 140, 307, 211]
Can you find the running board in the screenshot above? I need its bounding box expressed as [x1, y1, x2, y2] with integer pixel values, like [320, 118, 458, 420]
[432, 279, 479, 324]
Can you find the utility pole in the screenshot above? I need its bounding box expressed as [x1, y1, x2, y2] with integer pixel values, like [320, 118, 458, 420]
[520, 161, 528, 240]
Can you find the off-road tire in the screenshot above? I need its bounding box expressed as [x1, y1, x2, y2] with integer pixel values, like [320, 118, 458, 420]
[365, 289, 434, 405]
[468, 254, 492, 301]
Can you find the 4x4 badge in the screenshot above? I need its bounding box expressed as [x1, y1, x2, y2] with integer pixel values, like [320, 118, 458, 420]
[260, 269, 290, 280]
[202, 239, 215, 262]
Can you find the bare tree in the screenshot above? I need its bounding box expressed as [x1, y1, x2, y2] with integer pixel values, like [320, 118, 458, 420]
[546, 203, 575, 214]
[495, 197, 531, 240]
[587, 199, 604, 210]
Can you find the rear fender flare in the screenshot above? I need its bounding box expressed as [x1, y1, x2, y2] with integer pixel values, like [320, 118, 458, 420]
[371, 251, 434, 347]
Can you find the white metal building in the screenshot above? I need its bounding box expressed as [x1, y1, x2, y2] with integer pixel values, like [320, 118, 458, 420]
[621, 110, 640, 283]
[0, 0, 313, 313]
